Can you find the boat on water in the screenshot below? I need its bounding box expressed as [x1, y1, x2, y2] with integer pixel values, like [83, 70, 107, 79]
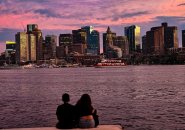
[95, 59, 126, 68]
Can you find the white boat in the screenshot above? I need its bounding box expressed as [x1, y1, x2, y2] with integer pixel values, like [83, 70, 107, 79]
[95, 59, 126, 68]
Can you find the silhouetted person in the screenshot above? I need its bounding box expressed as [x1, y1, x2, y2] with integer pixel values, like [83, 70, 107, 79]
[75, 94, 99, 128]
[56, 93, 75, 129]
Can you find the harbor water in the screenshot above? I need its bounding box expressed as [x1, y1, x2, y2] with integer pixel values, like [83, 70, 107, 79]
[0, 65, 185, 130]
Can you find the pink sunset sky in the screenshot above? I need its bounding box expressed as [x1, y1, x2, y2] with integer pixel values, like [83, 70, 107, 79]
[0, 0, 185, 53]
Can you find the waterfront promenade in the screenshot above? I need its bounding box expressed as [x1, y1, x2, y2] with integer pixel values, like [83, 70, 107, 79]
[2, 125, 123, 130]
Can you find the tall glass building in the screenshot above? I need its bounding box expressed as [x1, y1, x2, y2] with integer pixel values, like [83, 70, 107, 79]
[81, 26, 100, 55]
[124, 25, 141, 54]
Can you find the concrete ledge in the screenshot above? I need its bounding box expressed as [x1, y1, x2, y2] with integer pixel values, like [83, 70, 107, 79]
[2, 125, 123, 130]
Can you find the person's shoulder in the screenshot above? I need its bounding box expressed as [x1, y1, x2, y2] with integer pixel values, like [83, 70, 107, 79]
[68, 103, 75, 108]
[57, 104, 65, 109]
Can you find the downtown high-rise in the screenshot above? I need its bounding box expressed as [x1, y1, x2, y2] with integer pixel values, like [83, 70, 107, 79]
[15, 24, 43, 63]
[144, 23, 178, 55]
[15, 32, 29, 63]
[124, 25, 141, 54]
[81, 26, 100, 55]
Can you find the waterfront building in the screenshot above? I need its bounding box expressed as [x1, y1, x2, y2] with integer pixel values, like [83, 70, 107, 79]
[146, 26, 165, 55]
[59, 34, 73, 46]
[81, 26, 100, 55]
[68, 44, 87, 54]
[56, 46, 68, 58]
[28, 34, 36, 61]
[114, 36, 129, 57]
[142, 35, 147, 54]
[124, 25, 141, 54]
[5, 41, 16, 63]
[6, 41, 16, 50]
[162, 23, 178, 49]
[103, 27, 122, 58]
[145, 23, 179, 55]
[72, 29, 87, 44]
[15, 32, 37, 63]
[72, 29, 87, 54]
[44, 35, 57, 60]
[27, 24, 43, 61]
[15, 32, 29, 63]
[103, 27, 116, 54]
[182, 30, 185, 47]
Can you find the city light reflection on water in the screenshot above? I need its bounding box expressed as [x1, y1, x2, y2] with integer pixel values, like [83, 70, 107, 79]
[0, 65, 185, 130]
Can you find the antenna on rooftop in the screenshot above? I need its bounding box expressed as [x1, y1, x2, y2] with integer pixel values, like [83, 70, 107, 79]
[21, 22, 26, 32]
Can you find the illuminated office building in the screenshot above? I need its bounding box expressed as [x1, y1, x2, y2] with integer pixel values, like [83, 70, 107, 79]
[6, 41, 16, 50]
[28, 34, 36, 61]
[124, 25, 141, 53]
[15, 32, 29, 63]
[27, 24, 43, 61]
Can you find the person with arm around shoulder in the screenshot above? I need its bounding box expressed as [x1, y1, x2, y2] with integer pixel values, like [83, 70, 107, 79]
[75, 94, 99, 128]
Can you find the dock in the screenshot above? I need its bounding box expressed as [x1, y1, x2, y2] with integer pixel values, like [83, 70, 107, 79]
[2, 125, 123, 130]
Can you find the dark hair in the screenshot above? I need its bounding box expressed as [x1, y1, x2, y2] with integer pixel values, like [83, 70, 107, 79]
[62, 93, 70, 103]
[76, 94, 93, 115]
[80, 94, 92, 105]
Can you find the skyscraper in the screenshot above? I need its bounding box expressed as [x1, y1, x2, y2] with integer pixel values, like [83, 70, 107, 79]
[146, 27, 165, 55]
[142, 35, 147, 54]
[162, 23, 178, 49]
[31, 27, 43, 61]
[124, 25, 141, 54]
[28, 34, 36, 61]
[72, 29, 87, 54]
[27, 24, 43, 61]
[15, 32, 29, 63]
[59, 34, 73, 46]
[44, 35, 57, 59]
[182, 30, 185, 47]
[72, 29, 87, 44]
[81, 26, 100, 55]
[114, 36, 129, 57]
[145, 23, 179, 55]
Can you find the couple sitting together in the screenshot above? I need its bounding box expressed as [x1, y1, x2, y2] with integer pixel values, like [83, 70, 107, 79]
[56, 93, 99, 129]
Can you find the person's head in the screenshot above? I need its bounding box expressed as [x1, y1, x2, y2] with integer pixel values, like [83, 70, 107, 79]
[80, 94, 92, 105]
[62, 93, 70, 103]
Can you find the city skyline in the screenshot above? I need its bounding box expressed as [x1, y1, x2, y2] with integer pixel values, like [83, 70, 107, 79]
[0, 0, 185, 53]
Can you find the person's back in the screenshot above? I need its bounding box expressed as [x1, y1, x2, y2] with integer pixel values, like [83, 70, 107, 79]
[56, 93, 75, 129]
[75, 94, 98, 128]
